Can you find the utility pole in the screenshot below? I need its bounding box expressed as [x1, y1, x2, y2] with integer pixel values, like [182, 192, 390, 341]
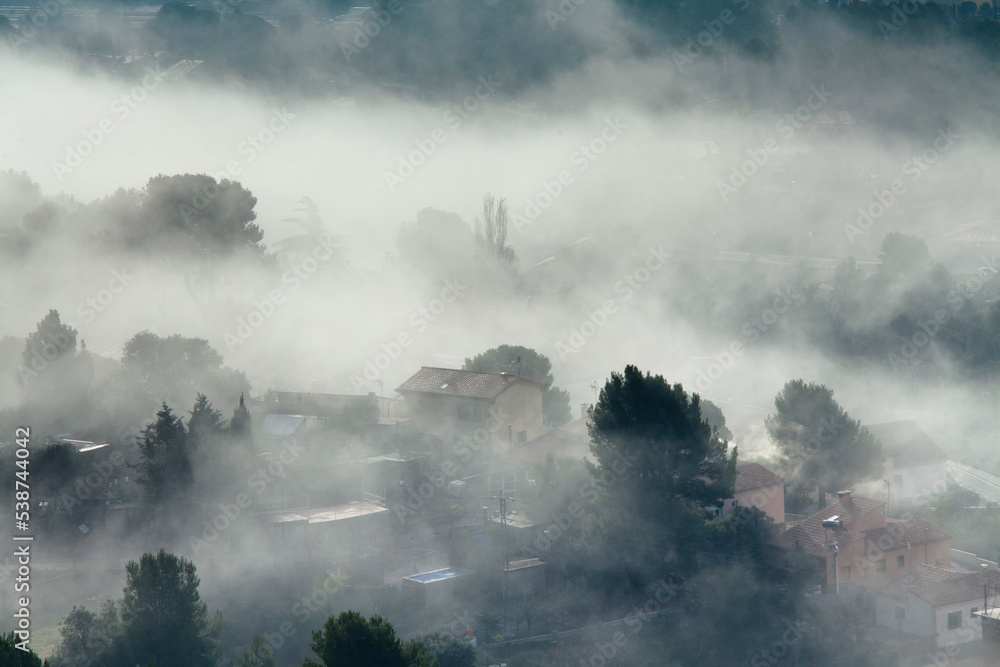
[491, 490, 515, 634]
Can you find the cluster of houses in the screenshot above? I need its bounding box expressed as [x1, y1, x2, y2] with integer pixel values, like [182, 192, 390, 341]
[49, 365, 1000, 661]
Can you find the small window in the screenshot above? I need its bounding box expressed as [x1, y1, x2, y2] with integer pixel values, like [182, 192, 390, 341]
[840, 565, 851, 581]
[731, 500, 737, 507]
[897, 555, 905, 568]
[948, 611, 962, 629]
[895, 607, 905, 621]
[876, 559, 886, 574]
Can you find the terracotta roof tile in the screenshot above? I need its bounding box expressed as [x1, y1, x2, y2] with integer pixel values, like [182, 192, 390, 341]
[873, 565, 992, 607]
[395, 367, 548, 400]
[770, 495, 886, 557]
[735, 462, 784, 493]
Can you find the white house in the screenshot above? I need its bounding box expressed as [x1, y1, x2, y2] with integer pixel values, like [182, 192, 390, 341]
[871, 564, 987, 654]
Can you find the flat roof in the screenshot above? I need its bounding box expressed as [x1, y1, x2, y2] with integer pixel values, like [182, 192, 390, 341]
[259, 501, 387, 525]
[403, 568, 471, 585]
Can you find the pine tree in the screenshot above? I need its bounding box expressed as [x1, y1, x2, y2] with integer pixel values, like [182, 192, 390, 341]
[134, 403, 192, 497]
[230, 393, 252, 442]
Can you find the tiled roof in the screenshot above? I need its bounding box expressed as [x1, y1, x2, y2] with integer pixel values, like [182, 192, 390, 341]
[770, 495, 952, 563]
[735, 462, 784, 493]
[396, 367, 548, 400]
[866, 421, 947, 467]
[872, 565, 991, 607]
[770, 495, 886, 557]
[864, 518, 950, 553]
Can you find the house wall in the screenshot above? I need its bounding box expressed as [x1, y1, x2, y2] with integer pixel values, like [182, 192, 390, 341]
[727, 482, 785, 524]
[934, 600, 983, 648]
[823, 538, 951, 588]
[874, 592, 906, 632]
[401, 393, 493, 445]
[874, 591, 983, 648]
[493, 382, 545, 447]
[891, 460, 949, 501]
[401, 382, 543, 451]
[906, 592, 938, 639]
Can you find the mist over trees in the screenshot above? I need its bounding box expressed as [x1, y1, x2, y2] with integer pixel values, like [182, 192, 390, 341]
[7, 0, 1000, 665]
[766, 379, 883, 509]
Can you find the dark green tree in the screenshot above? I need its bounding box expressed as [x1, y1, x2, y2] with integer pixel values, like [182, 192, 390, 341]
[18, 310, 94, 417]
[131, 174, 264, 259]
[236, 633, 275, 667]
[0, 631, 49, 666]
[53, 601, 122, 666]
[766, 380, 883, 508]
[699, 399, 733, 441]
[230, 393, 252, 442]
[706, 505, 775, 573]
[118, 331, 249, 416]
[188, 393, 224, 453]
[588, 365, 737, 517]
[119, 550, 222, 667]
[134, 403, 192, 497]
[411, 632, 475, 667]
[303, 611, 437, 667]
[463, 344, 572, 427]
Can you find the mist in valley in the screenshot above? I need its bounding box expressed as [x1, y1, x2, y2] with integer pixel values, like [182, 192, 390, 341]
[3, 0, 1000, 665]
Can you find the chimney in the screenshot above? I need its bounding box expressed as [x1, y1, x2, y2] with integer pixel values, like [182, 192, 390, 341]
[581, 403, 588, 419]
[838, 490, 852, 503]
